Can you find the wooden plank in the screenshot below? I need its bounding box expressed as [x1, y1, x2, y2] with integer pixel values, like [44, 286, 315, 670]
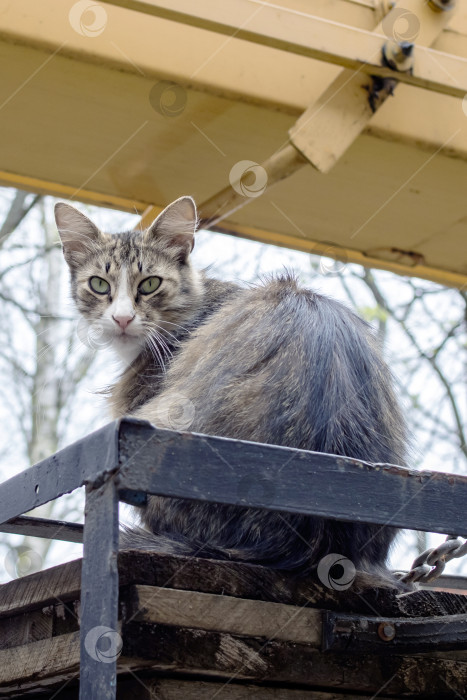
[0, 559, 466, 696]
[0, 608, 53, 651]
[129, 586, 467, 660]
[122, 623, 467, 696]
[2, 551, 467, 620]
[0, 631, 81, 689]
[0, 600, 79, 652]
[0, 631, 153, 693]
[125, 585, 321, 645]
[2, 625, 467, 697]
[0, 558, 83, 619]
[118, 419, 467, 538]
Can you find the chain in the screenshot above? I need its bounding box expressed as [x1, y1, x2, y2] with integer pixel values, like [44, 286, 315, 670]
[397, 535, 467, 585]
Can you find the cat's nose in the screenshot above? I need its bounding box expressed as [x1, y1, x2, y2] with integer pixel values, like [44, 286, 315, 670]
[112, 314, 134, 330]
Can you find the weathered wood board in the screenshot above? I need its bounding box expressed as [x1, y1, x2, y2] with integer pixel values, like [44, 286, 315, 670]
[1, 551, 466, 619]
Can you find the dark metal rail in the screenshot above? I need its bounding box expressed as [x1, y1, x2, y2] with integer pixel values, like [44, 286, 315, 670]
[1, 417, 467, 699]
[0, 516, 84, 542]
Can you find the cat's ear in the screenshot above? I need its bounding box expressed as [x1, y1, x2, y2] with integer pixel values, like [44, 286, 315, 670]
[54, 203, 100, 268]
[145, 196, 197, 263]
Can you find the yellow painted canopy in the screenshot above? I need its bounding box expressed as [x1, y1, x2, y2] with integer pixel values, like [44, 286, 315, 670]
[0, 0, 467, 286]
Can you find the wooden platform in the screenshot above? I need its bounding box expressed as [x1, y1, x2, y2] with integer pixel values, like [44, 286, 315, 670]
[1, 551, 467, 699]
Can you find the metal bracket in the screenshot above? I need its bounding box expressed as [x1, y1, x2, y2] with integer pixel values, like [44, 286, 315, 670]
[382, 41, 415, 73]
[323, 610, 467, 654]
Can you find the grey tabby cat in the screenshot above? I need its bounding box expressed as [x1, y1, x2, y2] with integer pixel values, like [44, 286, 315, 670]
[55, 196, 407, 581]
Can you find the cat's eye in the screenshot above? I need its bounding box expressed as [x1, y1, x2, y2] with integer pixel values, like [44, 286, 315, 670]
[138, 276, 162, 295]
[89, 276, 110, 294]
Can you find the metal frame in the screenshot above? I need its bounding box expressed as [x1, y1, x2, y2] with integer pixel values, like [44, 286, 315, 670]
[101, 0, 467, 99]
[1, 416, 467, 698]
[323, 610, 467, 653]
[132, 0, 467, 290]
[1, 0, 466, 288]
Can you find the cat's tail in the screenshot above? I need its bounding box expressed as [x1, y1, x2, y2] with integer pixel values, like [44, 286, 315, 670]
[119, 524, 246, 560]
[119, 524, 407, 591]
[120, 524, 197, 556]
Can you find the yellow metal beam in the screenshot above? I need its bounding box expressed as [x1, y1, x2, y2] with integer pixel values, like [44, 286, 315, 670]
[0, 1, 465, 289]
[100, 0, 466, 99]
[0, 170, 149, 215]
[289, 0, 456, 172]
[9, 167, 465, 288]
[139, 0, 457, 267]
[0, 0, 466, 160]
[217, 221, 467, 290]
[2, 162, 466, 290]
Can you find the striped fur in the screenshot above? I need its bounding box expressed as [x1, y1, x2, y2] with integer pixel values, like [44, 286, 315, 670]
[56, 197, 407, 584]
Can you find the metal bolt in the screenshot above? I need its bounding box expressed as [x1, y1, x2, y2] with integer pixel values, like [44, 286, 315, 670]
[378, 621, 396, 642]
[382, 40, 414, 73]
[428, 0, 456, 10]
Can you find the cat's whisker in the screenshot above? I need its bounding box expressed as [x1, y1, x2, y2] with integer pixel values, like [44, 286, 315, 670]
[144, 332, 168, 372]
[142, 321, 179, 346]
[143, 335, 159, 366]
[141, 319, 176, 343]
[155, 320, 190, 332]
[141, 317, 190, 334]
[156, 338, 173, 360]
[153, 325, 180, 345]
[144, 328, 173, 364]
[147, 338, 170, 365]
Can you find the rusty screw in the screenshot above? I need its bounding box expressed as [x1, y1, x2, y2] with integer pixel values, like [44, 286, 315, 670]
[378, 622, 396, 642]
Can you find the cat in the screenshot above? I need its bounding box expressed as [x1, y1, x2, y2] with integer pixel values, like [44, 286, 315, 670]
[55, 196, 407, 583]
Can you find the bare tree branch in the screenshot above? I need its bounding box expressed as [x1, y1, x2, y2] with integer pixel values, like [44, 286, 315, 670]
[360, 269, 467, 460]
[0, 191, 41, 250]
